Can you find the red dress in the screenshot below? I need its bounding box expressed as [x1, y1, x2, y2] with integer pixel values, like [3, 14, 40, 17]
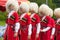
[40, 16, 52, 40]
[4, 11, 19, 40]
[50, 19, 55, 40]
[19, 13, 31, 40]
[56, 19, 60, 40]
[31, 13, 40, 40]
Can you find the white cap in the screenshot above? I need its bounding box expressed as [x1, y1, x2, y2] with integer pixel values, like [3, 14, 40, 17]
[29, 2, 38, 13]
[54, 8, 60, 18]
[39, 4, 50, 16]
[6, 0, 19, 12]
[19, 2, 29, 13]
[49, 8, 53, 17]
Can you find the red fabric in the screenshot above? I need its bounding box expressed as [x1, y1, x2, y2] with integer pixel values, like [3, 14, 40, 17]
[0, 0, 6, 12]
[40, 16, 53, 40]
[0, 0, 28, 6]
[31, 13, 40, 40]
[51, 19, 55, 28]
[4, 11, 19, 40]
[50, 18, 55, 40]
[0, 6, 6, 12]
[56, 22, 60, 40]
[19, 13, 31, 40]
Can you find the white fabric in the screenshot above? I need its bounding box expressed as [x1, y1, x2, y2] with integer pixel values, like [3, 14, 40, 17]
[39, 4, 50, 16]
[28, 24, 32, 35]
[51, 28, 55, 35]
[42, 27, 51, 32]
[57, 18, 60, 23]
[30, 13, 35, 18]
[42, 16, 46, 21]
[29, 2, 38, 13]
[8, 11, 15, 18]
[19, 2, 29, 12]
[15, 22, 20, 32]
[54, 8, 60, 18]
[36, 23, 41, 34]
[20, 13, 26, 20]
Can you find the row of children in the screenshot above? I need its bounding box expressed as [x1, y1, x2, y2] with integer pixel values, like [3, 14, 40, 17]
[3, 0, 60, 40]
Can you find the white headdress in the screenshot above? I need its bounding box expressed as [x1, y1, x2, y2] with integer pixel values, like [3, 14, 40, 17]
[49, 8, 53, 17]
[39, 4, 50, 16]
[29, 2, 38, 13]
[54, 8, 60, 18]
[6, 0, 19, 12]
[19, 2, 29, 12]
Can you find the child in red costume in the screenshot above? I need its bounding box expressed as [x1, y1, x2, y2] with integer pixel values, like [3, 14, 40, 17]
[39, 4, 55, 40]
[3, 0, 20, 40]
[29, 2, 41, 40]
[19, 2, 32, 40]
[54, 8, 60, 40]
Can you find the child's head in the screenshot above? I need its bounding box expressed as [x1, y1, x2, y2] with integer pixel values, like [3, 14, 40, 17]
[39, 4, 50, 17]
[6, 0, 19, 12]
[54, 8, 60, 18]
[19, 2, 29, 14]
[29, 2, 38, 14]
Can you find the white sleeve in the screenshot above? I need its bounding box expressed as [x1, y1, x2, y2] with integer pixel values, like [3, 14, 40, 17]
[42, 27, 51, 32]
[51, 27, 55, 35]
[15, 22, 20, 32]
[36, 23, 41, 34]
[28, 24, 32, 35]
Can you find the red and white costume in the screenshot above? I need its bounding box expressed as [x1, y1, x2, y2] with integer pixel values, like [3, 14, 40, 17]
[3, 0, 19, 40]
[54, 8, 60, 40]
[4, 11, 20, 40]
[29, 2, 41, 40]
[30, 13, 41, 40]
[55, 19, 60, 40]
[40, 16, 54, 40]
[48, 9, 55, 40]
[39, 4, 55, 40]
[18, 2, 32, 40]
[50, 18, 55, 40]
[19, 13, 32, 40]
